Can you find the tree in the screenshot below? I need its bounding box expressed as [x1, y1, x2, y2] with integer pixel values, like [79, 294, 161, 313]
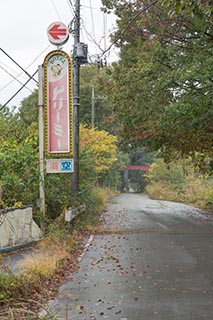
[19, 89, 38, 125]
[160, 0, 212, 18]
[80, 65, 113, 131]
[0, 99, 120, 213]
[101, 0, 213, 170]
[80, 124, 117, 174]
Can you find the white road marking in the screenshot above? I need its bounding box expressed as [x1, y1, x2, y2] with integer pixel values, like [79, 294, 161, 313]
[78, 234, 94, 262]
[157, 222, 169, 230]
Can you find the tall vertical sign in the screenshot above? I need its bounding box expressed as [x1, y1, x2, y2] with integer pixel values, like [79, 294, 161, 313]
[43, 50, 72, 158]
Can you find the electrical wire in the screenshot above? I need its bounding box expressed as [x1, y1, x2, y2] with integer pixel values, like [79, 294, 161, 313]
[0, 69, 38, 110]
[0, 60, 29, 90]
[0, 45, 51, 107]
[100, 0, 158, 58]
[103, 11, 107, 52]
[51, 0, 62, 20]
[81, 18, 104, 52]
[81, 0, 158, 64]
[78, 2, 112, 61]
[0, 0, 158, 109]
[0, 48, 38, 84]
[0, 45, 50, 99]
[66, 0, 75, 14]
[0, 65, 32, 93]
[89, 0, 96, 40]
[0, 60, 27, 81]
[25, 45, 51, 70]
[81, 4, 99, 10]
[67, 1, 109, 59]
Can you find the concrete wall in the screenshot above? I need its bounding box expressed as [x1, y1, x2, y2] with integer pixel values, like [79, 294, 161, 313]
[0, 206, 42, 251]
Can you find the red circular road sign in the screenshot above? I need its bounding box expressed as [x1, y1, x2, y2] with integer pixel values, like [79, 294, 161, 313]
[47, 22, 69, 46]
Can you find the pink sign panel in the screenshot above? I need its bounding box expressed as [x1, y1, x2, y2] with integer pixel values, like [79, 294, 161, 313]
[44, 51, 72, 156]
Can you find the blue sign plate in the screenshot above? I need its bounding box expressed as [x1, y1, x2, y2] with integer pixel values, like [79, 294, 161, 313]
[46, 159, 74, 173]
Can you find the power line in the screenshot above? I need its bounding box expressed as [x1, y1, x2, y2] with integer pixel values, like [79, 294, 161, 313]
[0, 60, 27, 81]
[81, 19, 104, 53]
[89, 0, 96, 40]
[0, 45, 50, 103]
[0, 60, 29, 90]
[0, 48, 38, 84]
[81, 4, 99, 10]
[51, 0, 62, 20]
[100, 0, 158, 58]
[0, 64, 32, 93]
[81, 0, 158, 65]
[103, 11, 107, 52]
[74, 2, 106, 54]
[66, 0, 75, 14]
[77, 3, 111, 61]
[68, 1, 111, 61]
[25, 45, 51, 69]
[0, 69, 38, 110]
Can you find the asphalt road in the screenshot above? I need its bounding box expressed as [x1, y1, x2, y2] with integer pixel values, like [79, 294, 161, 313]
[47, 193, 213, 320]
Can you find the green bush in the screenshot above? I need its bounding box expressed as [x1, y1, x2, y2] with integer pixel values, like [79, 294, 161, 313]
[145, 157, 213, 208]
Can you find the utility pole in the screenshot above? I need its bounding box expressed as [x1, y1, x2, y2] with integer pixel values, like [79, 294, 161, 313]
[72, 0, 80, 193]
[91, 88, 108, 128]
[91, 87, 95, 127]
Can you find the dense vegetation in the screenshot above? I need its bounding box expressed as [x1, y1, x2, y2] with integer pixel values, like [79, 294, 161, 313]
[0, 0, 212, 216]
[0, 1, 212, 318]
[145, 157, 213, 208]
[0, 87, 122, 219]
[101, 0, 213, 172]
[1, 0, 212, 215]
[0, 82, 122, 317]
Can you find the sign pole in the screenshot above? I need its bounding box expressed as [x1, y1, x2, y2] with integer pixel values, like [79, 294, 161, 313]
[38, 65, 45, 216]
[72, 0, 80, 193]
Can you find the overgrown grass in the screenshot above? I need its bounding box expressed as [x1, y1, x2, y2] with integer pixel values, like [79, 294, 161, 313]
[145, 179, 213, 208]
[145, 158, 213, 209]
[0, 187, 112, 319]
[0, 232, 79, 319]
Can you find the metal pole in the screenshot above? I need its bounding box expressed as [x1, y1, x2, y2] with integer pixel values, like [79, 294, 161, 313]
[72, 0, 80, 193]
[91, 87, 95, 127]
[38, 65, 45, 216]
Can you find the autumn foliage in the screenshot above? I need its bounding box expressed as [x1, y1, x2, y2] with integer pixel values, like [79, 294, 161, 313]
[0, 106, 119, 217]
[80, 125, 117, 174]
[102, 0, 213, 171]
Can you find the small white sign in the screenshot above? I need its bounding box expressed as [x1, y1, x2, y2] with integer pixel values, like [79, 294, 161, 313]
[46, 159, 74, 173]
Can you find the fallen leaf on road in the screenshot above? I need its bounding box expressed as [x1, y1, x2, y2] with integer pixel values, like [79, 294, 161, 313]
[107, 305, 116, 310]
[115, 310, 122, 314]
[72, 305, 84, 310]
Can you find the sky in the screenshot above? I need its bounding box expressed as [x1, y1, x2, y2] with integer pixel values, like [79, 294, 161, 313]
[0, 0, 118, 109]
